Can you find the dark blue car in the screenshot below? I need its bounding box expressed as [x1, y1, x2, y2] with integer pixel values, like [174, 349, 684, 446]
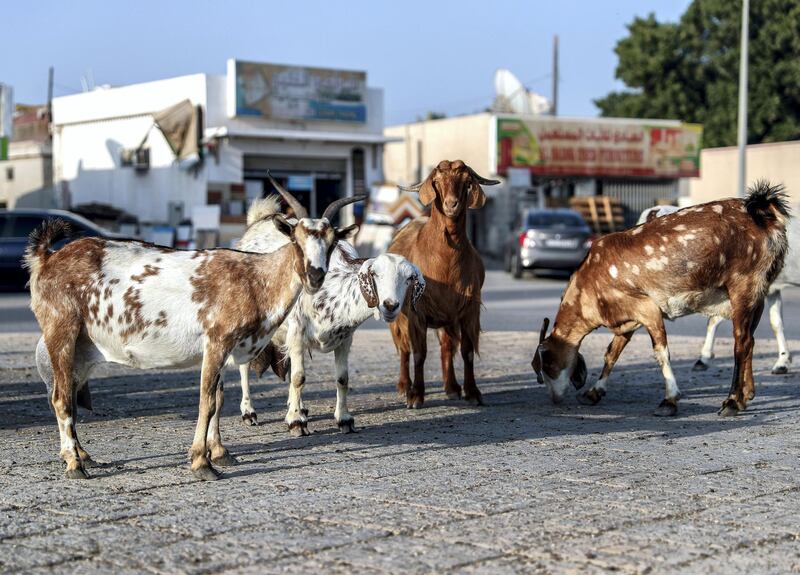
[0, 209, 117, 289]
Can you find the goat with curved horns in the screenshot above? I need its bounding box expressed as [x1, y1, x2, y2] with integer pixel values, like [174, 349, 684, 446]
[31, 179, 363, 480]
[231, 175, 424, 434]
[389, 160, 500, 408]
[532, 182, 790, 417]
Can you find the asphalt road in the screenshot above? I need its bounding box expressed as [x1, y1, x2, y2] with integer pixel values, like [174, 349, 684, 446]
[5, 266, 800, 343]
[2, 265, 800, 574]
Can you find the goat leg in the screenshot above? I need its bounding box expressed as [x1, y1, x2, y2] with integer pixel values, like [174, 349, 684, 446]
[439, 328, 462, 400]
[334, 338, 356, 433]
[767, 289, 791, 374]
[720, 299, 764, 416]
[578, 331, 634, 405]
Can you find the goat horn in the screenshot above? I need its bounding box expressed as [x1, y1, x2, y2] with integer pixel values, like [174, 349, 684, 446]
[398, 182, 423, 192]
[467, 167, 501, 186]
[539, 317, 550, 344]
[267, 171, 308, 219]
[322, 194, 367, 222]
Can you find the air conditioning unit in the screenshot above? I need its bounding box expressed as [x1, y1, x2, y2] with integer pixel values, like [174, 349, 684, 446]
[121, 148, 150, 172]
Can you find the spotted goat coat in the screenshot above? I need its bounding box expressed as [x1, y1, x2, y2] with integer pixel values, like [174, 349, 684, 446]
[532, 181, 790, 417]
[235, 196, 425, 434]
[29, 204, 355, 480]
[638, 204, 800, 376]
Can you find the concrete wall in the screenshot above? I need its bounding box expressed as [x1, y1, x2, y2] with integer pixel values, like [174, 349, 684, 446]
[0, 141, 54, 209]
[383, 113, 493, 185]
[689, 141, 800, 205]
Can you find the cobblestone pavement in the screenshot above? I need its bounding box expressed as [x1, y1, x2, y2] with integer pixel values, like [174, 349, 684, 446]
[1, 325, 799, 574]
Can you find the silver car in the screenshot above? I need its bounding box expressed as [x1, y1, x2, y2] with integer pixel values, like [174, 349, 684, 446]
[504, 208, 593, 278]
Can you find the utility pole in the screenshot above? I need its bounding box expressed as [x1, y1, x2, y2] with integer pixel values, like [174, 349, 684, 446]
[736, 0, 749, 197]
[47, 67, 54, 122]
[551, 35, 559, 116]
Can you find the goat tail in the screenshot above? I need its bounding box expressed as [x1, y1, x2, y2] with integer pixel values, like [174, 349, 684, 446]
[23, 218, 72, 285]
[246, 194, 282, 226]
[745, 180, 791, 227]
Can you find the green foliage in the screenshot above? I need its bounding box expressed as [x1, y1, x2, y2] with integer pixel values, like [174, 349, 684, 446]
[595, 0, 800, 148]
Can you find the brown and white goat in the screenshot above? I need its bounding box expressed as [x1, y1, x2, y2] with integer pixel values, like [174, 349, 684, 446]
[27, 192, 362, 480]
[388, 160, 499, 408]
[532, 181, 790, 417]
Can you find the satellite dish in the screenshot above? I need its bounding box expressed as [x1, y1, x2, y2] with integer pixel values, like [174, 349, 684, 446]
[493, 69, 551, 116]
[494, 69, 530, 115]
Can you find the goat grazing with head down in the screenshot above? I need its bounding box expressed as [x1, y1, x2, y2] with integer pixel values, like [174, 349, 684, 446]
[29, 192, 362, 480]
[388, 160, 499, 408]
[532, 182, 790, 417]
[231, 176, 425, 435]
[639, 206, 800, 376]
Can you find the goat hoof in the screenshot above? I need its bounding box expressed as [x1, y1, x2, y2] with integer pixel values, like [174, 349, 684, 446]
[464, 394, 483, 406]
[288, 422, 310, 437]
[211, 452, 237, 467]
[718, 400, 741, 417]
[577, 388, 605, 406]
[242, 412, 258, 426]
[653, 399, 678, 417]
[772, 365, 789, 375]
[337, 419, 356, 433]
[192, 464, 222, 481]
[64, 466, 90, 480]
[692, 360, 710, 372]
[406, 396, 424, 409]
[445, 384, 462, 400]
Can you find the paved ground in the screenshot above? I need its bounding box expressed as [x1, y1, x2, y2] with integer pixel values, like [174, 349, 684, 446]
[1, 271, 799, 574]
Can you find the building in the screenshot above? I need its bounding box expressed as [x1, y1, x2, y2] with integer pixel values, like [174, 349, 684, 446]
[0, 102, 55, 210]
[689, 140, 800, 206]
[52, 60, 394, 244]
[384, 112, 702, 255]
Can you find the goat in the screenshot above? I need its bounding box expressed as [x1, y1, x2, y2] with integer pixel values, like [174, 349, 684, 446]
[532, 181, 790, 417]
[635, 204, 800, 375]
[232, 177, 425, 435]
[387, 160, 499, 408]
[29, 191, 362, 480]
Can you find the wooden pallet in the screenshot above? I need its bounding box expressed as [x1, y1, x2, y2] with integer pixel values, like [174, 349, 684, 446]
[569, 196, 625, 235]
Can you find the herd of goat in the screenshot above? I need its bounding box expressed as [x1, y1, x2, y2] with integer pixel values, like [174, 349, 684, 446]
[25, 159, 796, 480]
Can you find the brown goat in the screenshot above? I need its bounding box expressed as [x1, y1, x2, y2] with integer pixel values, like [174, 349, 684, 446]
[532, 181, 790, 417]
[388, 160, 499, 408]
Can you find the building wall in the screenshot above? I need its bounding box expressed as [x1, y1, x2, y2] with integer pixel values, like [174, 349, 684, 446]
[52, 75, 210, 223]
[689, 141, 800, 205]
[0, 141, 54, 209]
[383, 113, 493, 185]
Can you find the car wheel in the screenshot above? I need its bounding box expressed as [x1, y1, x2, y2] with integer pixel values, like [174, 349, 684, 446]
[504, 249, 512, 273]
[512, 254, 523, 279]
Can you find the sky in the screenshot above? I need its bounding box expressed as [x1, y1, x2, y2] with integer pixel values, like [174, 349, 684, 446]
[4, 1, 692, 125]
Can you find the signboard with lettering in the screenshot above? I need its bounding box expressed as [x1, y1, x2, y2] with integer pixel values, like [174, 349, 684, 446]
[496, 117, 702, 178]
[230, 60, 367, 123]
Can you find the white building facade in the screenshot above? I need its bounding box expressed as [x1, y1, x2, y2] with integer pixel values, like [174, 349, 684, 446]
[52, 60, 391, 243]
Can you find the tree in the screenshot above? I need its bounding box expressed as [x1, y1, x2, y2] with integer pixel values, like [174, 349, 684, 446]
[595, 0, 800, 148]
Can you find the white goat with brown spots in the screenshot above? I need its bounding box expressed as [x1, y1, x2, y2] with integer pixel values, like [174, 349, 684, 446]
[637, 204, 800, 375]
[234, 177, 426, 435]
[532, 182, 790, 417]
[28, 190, 363, 480]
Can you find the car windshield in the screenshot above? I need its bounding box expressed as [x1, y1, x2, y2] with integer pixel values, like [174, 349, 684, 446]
[526, 212, 585, 229]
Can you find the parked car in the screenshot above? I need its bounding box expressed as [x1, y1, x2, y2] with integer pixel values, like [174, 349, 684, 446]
[0, 209, 118, 289]
[504, 208, 593, 278]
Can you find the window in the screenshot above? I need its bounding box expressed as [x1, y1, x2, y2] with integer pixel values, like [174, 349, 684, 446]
[5, 167, 13, 181]
[8, 216, 46, 238]
[526, 212, 586, 229]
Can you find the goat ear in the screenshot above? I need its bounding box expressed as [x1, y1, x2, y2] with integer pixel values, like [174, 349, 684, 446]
[531, 344, 545, 384]
[273, 214, 294, 239]
[571, 352, 587, 390]
[418, 173, 436, 206]
[539, 317, 550, 344]
[358, 260, 378, 308]
[467, 168, 499, 209]
[336, 223, 359, 240]
[410, 266, 426, 311]
[468, 180, 487, 209]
